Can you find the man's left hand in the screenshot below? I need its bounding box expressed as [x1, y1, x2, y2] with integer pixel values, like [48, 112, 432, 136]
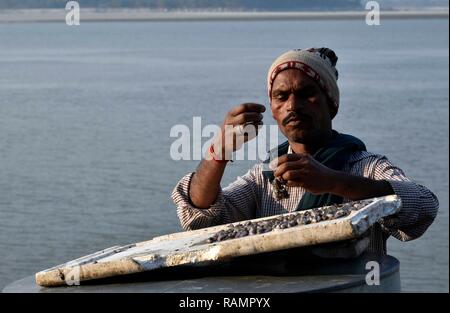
[271, 154, 337, 195]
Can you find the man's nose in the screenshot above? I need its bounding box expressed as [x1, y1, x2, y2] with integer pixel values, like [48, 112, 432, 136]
[286, 94, 305, 111]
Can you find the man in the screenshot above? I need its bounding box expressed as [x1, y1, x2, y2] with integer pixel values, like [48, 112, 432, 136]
[172, 48, 439, 255]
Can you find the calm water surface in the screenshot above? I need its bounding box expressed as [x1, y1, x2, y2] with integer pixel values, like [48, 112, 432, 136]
[0, 19, 448, 292]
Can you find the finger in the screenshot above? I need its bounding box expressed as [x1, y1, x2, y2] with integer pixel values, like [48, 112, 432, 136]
[243, 121, 264, 137]
[286, 180, 305, 187]
[269, 153, 305, 170]
[280, 170, 305, 182]
[233, 112, 263, 125]
[230, 103, 266, 116]
[274, 161, 305, 177]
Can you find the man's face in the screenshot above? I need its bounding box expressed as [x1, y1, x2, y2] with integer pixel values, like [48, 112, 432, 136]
[270, 69, 334, 145]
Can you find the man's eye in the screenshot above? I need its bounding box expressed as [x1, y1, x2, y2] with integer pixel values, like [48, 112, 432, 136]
[275, 94, 287, 100]
[298, 90, 315, 98]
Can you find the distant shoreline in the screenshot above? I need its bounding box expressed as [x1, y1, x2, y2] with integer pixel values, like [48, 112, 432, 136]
[0, 8, 448, 23]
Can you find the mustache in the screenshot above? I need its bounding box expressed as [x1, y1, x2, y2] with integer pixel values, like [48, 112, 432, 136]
[281, 112, 311, 126]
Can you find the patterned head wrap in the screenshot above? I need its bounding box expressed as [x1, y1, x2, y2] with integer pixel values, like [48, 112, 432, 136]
[267, 48, 340, 118]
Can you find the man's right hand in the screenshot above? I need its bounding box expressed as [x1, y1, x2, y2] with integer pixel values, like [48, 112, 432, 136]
[212, 103, 266, 160]
[191, 103, 265, 209]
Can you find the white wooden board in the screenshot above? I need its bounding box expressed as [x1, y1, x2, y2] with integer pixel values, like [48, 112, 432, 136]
[35, 195, 401, 287]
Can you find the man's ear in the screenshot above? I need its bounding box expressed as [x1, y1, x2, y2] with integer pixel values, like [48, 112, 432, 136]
[328, 100, 338, 120]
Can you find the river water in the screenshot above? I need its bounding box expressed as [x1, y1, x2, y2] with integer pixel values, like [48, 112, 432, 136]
[0, 18, 448, 292]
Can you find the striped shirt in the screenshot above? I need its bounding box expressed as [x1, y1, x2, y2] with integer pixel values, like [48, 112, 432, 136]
[172, 150, 439, 255]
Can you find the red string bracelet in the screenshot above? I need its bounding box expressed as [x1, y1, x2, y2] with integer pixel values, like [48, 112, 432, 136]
[209, 144, 229, 163]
